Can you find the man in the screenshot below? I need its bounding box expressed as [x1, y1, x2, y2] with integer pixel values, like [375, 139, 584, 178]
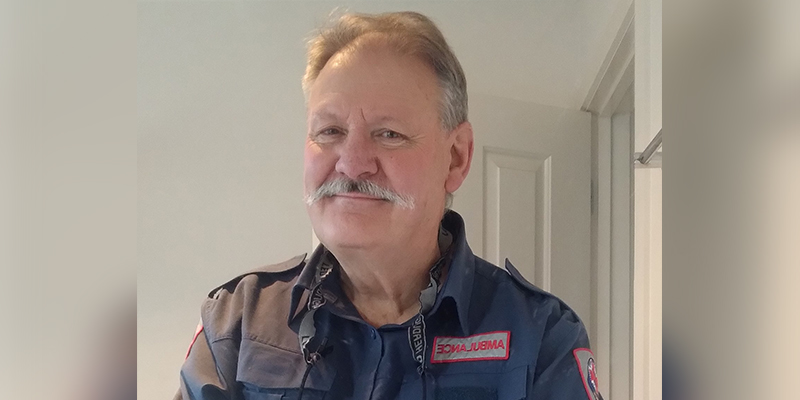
[176, 11, 602, 400]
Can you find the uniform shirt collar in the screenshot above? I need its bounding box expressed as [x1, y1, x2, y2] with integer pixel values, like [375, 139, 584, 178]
[287, 245, 324, 325]
[289, 246, 356, 325]
[288, 210, 476, 335]
[431, 210, 475, 335]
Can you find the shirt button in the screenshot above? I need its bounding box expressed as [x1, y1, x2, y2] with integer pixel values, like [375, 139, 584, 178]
[370, 329, 377, 339]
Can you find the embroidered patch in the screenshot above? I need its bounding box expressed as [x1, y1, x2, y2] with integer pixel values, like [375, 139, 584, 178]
[185, 321, 203, 359]
[573, 348, 604, 400]
[431, 331, 510, 363]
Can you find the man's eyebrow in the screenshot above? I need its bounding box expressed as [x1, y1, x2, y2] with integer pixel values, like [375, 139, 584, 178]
[308, 110, 343, 126]
[309, 110, 403, 125]
[309, 109, 340, 120]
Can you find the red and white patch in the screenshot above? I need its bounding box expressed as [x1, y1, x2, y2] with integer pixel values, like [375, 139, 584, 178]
[431, 331, 510, 363]
[185, 321, 204, 359]
[573, 348, 604, 400]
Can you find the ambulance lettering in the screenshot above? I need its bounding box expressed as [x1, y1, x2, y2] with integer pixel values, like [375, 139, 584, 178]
[431, 331, 510, 363]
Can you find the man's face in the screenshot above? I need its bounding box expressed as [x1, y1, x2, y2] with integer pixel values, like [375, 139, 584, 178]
[304, 42, 457, 251]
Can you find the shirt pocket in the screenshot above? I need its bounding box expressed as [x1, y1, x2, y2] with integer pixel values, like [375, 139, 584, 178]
[433, 365, 528, 400]
[236, 338, 336, 400]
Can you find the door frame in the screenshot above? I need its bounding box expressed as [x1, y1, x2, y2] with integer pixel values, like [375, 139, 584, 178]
[583, 2, 635, 400]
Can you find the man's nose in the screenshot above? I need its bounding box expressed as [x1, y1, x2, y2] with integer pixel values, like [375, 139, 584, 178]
[334, 131, 379, 180]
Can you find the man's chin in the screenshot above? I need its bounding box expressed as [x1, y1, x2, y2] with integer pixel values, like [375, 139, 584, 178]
[312, 215, 389, 248]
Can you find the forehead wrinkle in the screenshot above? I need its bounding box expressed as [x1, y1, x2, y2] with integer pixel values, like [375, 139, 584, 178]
[308, 97, 351, 123]
[349, 108, 414, 130]
[347, 107, 393, 129]
[311, 100, 409, 128]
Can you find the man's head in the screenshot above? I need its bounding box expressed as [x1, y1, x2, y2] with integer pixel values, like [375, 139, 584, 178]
[302, 11, 468, 133]
[302, 11, 473, 252]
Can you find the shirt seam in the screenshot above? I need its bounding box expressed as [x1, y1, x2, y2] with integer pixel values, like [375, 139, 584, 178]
[534, 319, 582, 376]
[209, 335, 303, 356]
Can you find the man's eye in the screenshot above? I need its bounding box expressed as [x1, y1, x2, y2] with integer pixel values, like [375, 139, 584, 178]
[311, 127, 345, 142]
[379, 130, 402, 140]
[320, 127, 344, 136]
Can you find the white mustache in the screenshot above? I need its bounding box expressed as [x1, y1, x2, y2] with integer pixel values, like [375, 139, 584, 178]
[304, 178, 415, 209]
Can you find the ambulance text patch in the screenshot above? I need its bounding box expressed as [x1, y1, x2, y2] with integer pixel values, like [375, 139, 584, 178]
[431, 331, 510, 363]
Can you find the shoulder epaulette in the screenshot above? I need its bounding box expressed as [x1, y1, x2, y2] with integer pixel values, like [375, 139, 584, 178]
[208, 253, 307, 299]
[503, 258, 548, 295]
[504, 258, 582, 323]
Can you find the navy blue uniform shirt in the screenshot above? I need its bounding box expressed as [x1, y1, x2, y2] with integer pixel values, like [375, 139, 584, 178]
[175, 211, 602, 400]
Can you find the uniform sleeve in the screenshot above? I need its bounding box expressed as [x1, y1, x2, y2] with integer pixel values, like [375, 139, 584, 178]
[174, 324, 241, 400]
[530, 310, 601, 400]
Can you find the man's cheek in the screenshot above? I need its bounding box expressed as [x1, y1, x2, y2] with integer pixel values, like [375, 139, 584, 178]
[303, 152, 333, 180]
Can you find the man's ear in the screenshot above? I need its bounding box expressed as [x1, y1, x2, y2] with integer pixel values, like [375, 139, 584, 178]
[444, 122, 474, 193]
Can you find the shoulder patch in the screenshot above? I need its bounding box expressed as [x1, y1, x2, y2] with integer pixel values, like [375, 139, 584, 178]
[573, 348, 604, 400]
[185, 320, 203, 359]
[208, 253, 307, 299]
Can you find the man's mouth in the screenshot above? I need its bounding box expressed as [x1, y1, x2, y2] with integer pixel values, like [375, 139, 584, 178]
[304, 178, 415, 209]
[332, 192, 387, 201]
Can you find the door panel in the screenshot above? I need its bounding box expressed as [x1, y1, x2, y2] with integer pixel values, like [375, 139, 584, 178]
[484, 149, 552, 290]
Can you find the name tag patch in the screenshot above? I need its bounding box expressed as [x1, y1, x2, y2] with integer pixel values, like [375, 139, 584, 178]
[431, 331, 510, 363]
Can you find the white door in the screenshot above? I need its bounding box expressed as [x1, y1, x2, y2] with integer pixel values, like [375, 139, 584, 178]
[453, 93, 592, 325]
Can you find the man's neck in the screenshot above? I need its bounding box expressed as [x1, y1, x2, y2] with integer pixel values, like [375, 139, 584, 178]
[330, 234, 442, 328]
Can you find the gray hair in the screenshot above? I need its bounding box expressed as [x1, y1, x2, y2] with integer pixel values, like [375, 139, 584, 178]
[305, 178, 454, 212]
[305, 178, 415, 209]
[302, 11, 468, 132]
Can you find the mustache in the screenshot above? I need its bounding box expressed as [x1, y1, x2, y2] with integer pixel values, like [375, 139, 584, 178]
[304, 178, 415, 209]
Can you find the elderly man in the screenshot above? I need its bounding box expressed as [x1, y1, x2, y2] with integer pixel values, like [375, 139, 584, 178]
[176, 11, 602, 400]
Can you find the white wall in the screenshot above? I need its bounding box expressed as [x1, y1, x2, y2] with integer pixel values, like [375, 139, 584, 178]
[139, 5, 311, 398]
[138, 2, 625, 398]
[635, 0, 663, 148]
